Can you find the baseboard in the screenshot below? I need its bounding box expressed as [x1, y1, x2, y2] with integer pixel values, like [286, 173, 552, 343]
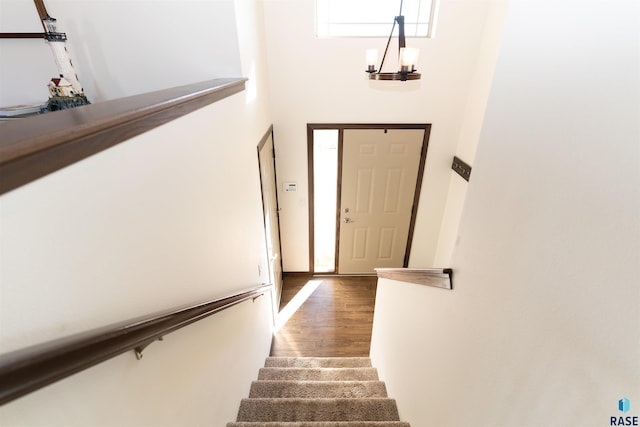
[282, 271, 313, 278]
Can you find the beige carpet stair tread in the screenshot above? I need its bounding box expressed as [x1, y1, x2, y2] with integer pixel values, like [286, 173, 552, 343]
[236, 398, 400, 422]
[249, 381, 388, 398]
[230, 357, 410, 426]
[227, 422, 411, 427]
[258, 368, 379, 381]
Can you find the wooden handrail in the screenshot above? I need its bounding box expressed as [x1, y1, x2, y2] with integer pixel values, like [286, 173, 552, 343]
[0, 283, 271, 406]
[375, 268, 453, 290]
[0, 78, 247, 195]
[0, 33, 45, 38]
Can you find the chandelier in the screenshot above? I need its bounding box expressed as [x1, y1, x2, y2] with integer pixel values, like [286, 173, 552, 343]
[365, 0, 421, 81]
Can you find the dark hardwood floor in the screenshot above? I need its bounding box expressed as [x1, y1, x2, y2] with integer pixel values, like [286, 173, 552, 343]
[270, 275, 377, 357]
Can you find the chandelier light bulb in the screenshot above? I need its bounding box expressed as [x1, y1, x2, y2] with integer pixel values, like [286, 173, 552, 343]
[399, 47, 419, 71]
[366, 49, 379, 73]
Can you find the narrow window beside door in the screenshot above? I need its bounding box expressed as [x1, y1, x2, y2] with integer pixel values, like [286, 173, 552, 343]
[313, 130, 339, 272]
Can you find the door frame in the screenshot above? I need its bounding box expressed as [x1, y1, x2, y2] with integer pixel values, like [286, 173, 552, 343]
[307, 123, 431, 274]
[257, 125, 284, 312]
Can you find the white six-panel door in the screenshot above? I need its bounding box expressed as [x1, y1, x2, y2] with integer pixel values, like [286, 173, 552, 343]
[338, 129, 424, 274]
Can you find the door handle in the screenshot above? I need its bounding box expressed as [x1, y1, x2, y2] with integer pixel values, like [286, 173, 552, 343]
[343, 217, 356, 223]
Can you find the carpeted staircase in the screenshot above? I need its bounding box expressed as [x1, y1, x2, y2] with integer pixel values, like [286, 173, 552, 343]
[227, 357, 410, 427]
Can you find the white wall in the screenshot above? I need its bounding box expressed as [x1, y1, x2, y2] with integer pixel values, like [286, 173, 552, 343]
[0, 296, 273, 427]
[262, 0, 499, 271]
[0, 93, 273, 426]
[0, 93, 274, 426]
[433, 0, 508, 266]
[0, 0, 275, 424]
[0, 0, 242, 105]
[371, 1, 640, 425]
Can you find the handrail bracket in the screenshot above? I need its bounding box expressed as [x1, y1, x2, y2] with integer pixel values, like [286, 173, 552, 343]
[134, 336, 164, 360]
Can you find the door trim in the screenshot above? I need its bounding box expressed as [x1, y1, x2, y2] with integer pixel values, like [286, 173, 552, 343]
[257, 125, 284, 310]
[307, 123, 432, 273]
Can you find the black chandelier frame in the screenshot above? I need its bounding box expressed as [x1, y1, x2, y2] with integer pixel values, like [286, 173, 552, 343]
[366, 0, 421, 81]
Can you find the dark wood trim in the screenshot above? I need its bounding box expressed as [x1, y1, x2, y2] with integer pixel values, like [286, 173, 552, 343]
[307, 125, 315, 273]
[334, 128, 344, 273]
[256, 124, 284, 310]
[257, 124, 274, 152]
[307, 123, 431, 274]
[0, 33, 45, 39]
[404, 124, 431, 266]
[307, 125, 345, 274]
[0, 78, 247, 195]
[0, 283, 271, 406]
[376, 268, 452, 290]
[307, 123, 429, 130]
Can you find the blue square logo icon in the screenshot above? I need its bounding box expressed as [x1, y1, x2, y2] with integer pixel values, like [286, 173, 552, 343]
[619, 397, 630, 413]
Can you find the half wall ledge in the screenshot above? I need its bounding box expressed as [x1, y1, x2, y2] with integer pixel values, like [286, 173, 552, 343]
[375, 268, 453, 290]
[0, 78, 247, 195]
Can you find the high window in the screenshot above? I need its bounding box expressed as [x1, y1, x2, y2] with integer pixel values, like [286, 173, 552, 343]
[316, 0, 438, 38]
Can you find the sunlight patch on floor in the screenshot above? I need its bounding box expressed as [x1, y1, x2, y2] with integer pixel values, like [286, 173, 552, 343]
[274, 279, 322, 333]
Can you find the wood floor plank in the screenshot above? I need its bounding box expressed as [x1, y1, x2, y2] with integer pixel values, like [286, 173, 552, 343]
[270, 275, 377, 357]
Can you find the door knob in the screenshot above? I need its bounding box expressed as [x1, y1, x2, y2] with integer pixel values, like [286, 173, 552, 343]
[343, 217, 356, 223]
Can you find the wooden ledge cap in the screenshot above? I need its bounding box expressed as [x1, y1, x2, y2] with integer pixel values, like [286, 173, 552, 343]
[375, 268, 452, 290]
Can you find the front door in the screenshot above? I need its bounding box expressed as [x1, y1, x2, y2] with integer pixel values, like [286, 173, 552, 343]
[338, 128, 425, 274]
[258, 128, 283, 310]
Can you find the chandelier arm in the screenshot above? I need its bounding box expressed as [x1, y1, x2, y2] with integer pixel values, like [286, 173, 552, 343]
[378, 17, 396, 72]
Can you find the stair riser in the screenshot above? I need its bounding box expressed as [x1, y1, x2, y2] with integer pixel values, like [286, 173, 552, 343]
[265, 357, 373, 368]
[249, 381, 388, 398]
